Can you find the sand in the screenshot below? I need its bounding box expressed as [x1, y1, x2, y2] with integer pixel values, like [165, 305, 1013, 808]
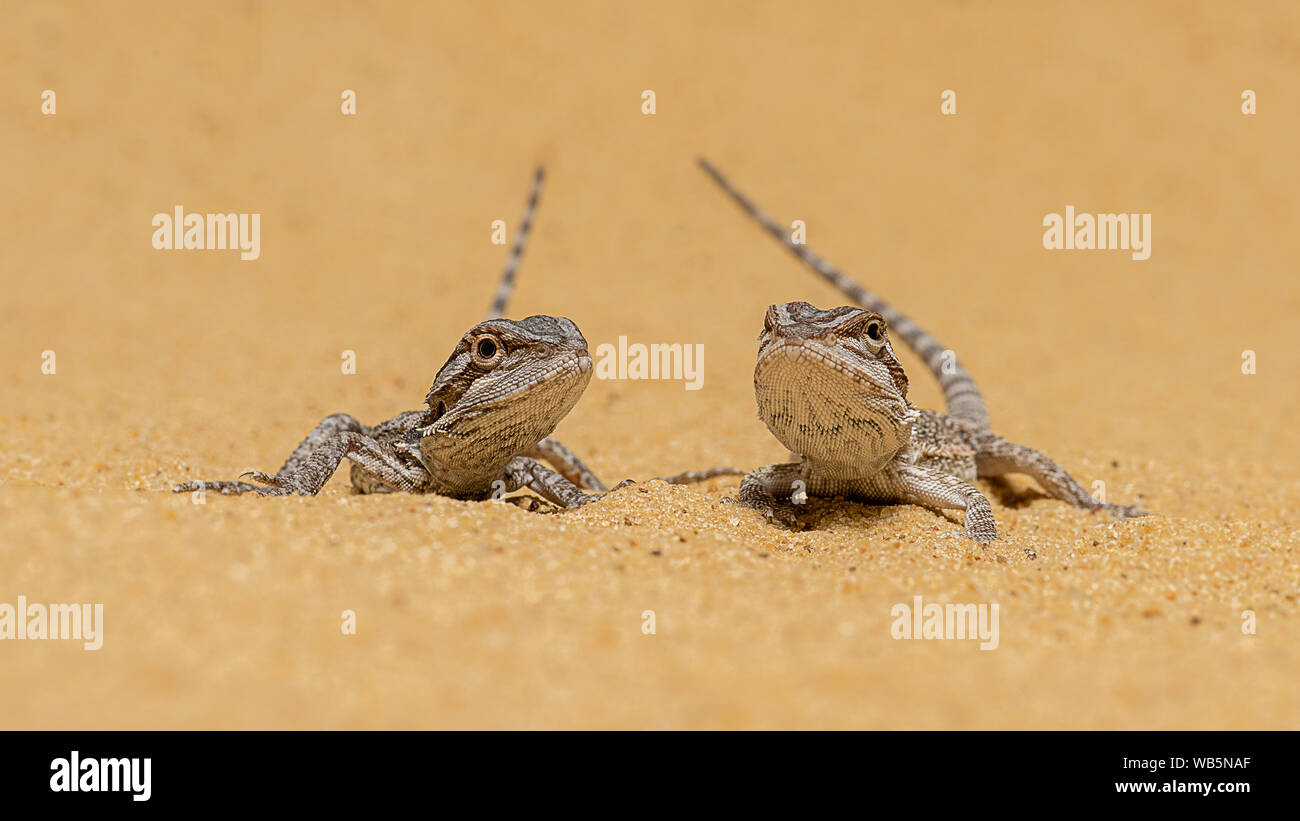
[1, 1, 1297, 729]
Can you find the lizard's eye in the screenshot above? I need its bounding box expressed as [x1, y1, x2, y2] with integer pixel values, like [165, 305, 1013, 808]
[471, 334, 504, 367]
[864, 320, 884, 344]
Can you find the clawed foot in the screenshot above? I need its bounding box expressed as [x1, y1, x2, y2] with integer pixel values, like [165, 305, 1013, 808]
[941, 528, 999, 545]
[569, 479, 635, 508]
[171, 472, 299, 497]
[1097, 502, 1149, 520]
[727, 496, 808, 530]
[173, 480, 263, 496]
[239, 471, 301, 495]
[768, 508, 809, 530]
[501, 494, 552, 512]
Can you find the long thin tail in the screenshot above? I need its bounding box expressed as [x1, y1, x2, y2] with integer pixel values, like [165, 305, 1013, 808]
[697, 157, 991, 431]
[485, 166, 545, 320]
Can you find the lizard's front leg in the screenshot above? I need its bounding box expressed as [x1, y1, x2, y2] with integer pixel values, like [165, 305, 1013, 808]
[736, 462, 808, 527]
[973, 435, 1148, 519]
[274, 413, 369, 475]
[250, 431, 427, 495]
[174, 413, 373, 496]
[502, 456, 606, 509]
[890, 463, 998, 543]
[177, 429, 427, 496]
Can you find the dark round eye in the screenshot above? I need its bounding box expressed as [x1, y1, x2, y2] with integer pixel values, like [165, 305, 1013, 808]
[470, 333, 504, 366]
[865, 321, 884, 342]
[470, 332, 504, 366]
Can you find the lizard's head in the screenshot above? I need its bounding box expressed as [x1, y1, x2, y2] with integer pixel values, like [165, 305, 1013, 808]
[420, 315, 593, 457]
[754, 301, 917, 474]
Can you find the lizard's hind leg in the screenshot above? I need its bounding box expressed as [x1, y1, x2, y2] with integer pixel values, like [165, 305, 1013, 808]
[526, 436, 609, 491]
[528, 438, 744, 491]
[973, 435, 1148, 519]
[503, 456, 605, 509]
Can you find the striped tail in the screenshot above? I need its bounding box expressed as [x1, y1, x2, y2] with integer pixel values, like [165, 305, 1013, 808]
[698, 158, 990, 431]
[485, 166, 545, 320]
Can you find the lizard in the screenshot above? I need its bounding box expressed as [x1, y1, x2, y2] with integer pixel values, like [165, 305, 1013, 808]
[697, 158, 1148, 542]
[173, 166, 613, 509]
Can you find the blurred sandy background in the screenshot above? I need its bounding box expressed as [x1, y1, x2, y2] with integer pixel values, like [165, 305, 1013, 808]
[1, 0, 1297, 728]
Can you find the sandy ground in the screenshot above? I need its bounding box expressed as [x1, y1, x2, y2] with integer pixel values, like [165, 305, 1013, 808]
[1, 1, 1297, 729]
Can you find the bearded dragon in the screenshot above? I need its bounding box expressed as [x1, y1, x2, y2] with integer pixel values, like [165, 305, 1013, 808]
[698, 159, 1148, 542]
[173, 167, 611, 508]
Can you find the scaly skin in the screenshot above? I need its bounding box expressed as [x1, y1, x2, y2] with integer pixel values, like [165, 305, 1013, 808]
[739, 302, 999, 542]
[172, 316, 607, 506]
[173, 167, 611, 508]
[700, 159, 1148, 541]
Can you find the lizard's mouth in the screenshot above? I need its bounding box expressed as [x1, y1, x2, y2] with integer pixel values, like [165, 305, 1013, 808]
[754, 340, 914, 472]
[756, 340, 896, 398]
[454, 351, 592, 425]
